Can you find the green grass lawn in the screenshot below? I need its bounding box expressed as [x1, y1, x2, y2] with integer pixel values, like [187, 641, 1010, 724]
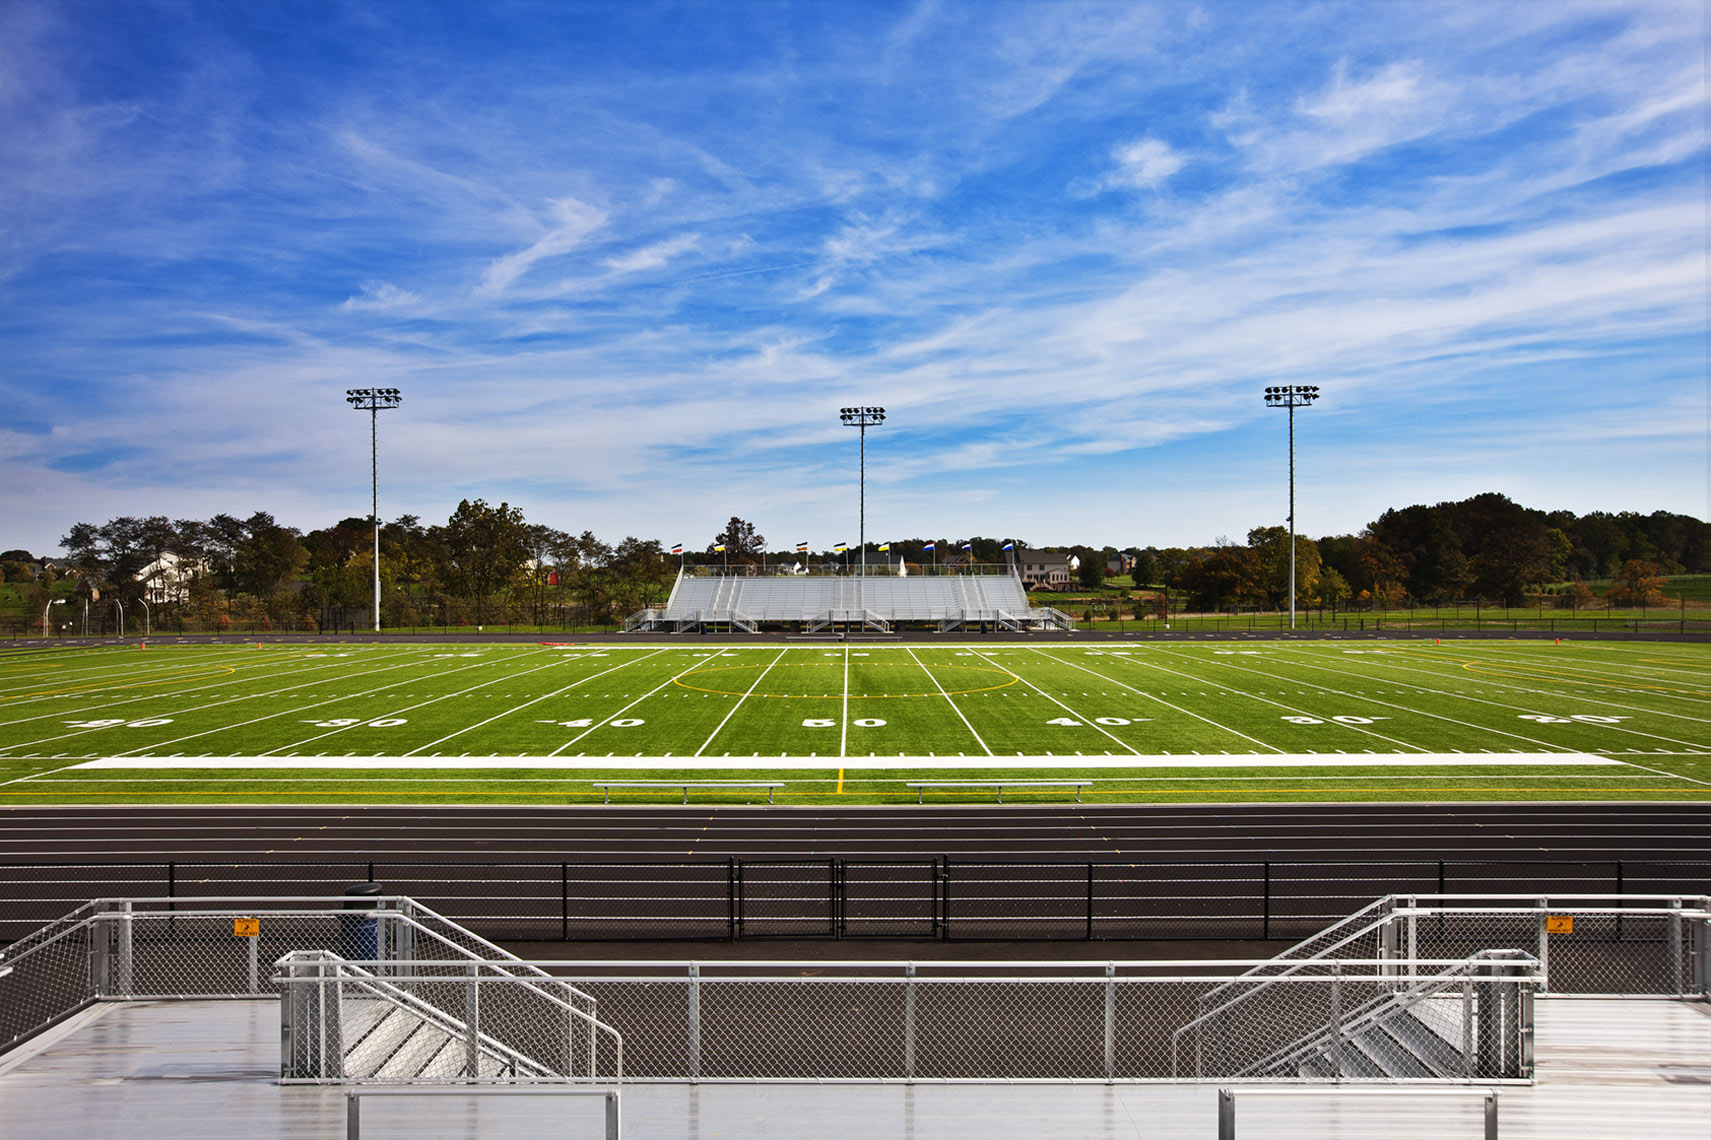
[0, 639, 1705, 805]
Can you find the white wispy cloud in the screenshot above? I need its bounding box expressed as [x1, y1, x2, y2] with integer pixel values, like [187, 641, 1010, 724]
[478, 196, 609, 295]
[0, 0, 1703, 554]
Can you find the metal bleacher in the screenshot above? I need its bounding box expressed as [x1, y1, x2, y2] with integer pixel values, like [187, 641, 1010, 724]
[627, 565, 1073, 632]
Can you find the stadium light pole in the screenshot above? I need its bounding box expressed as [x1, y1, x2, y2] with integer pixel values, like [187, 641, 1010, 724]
[839, 407, 885, 578]
[346, 388, 403, 633]
[1263, 385, 1320, 630]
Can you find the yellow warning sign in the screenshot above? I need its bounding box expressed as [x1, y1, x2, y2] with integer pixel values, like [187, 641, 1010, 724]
[1545, 915, 1574, 934]
[233, 917, 260, 938]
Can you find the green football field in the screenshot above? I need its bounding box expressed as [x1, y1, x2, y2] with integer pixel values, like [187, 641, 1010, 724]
[0, 639, 1705, 804]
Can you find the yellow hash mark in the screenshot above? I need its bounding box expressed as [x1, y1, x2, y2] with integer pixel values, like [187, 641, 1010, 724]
[674, 661, 1019, 699]
[2, 665, 238, 701]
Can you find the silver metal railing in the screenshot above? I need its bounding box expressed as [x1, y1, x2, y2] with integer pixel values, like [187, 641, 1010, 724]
[1213, 950, 1537, 1082]
[276, 952, 622, 1083]
[0, 896, 604, 1056]
[452, 957, 1539, 1083]
[1171, 894, 1710, 1074]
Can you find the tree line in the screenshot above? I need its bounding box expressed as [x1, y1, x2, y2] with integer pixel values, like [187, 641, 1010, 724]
[25, 502, 674, 632]
[1, 491, 1703, 634]
[1156, 493, 1705, 612]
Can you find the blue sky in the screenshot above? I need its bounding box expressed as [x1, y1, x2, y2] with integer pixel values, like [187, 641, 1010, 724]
[2, 0, 1704, 556]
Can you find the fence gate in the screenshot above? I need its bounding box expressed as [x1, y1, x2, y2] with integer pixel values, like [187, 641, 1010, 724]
[737, 860, 836, 937]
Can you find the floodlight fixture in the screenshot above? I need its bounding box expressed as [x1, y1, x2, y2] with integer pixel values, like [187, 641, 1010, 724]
[346, 388, 403, 633]
[1264, 385, 1320, 630]
[839, 407, 886, 579]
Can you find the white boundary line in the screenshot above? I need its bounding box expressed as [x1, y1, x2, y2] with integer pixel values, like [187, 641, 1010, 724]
[840, 645, 851, 760]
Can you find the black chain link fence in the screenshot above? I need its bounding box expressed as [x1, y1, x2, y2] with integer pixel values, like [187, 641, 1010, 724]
[3, 858, 1706, 946]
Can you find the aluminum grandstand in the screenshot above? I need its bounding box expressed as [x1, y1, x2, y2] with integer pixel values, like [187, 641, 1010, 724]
[626, 562, 1075, 633]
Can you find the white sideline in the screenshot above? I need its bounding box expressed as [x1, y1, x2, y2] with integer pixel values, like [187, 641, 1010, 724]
[66, 752, 1630, 770]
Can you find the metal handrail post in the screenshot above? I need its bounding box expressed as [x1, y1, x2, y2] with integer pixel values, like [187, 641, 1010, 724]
[1696, 913, 1711, 997]
[1103, 962, 1116, 1082]
[1460, 975, 1474, 1079]
[1217, 1088, 1235, 1140]
[116, 901, 133, 999]
[1667, 900, 1683, 995]
[687, 962, 700, 1082]
[1328, 961, 1342, 1078]
[904, 962, 917, 1081]
[465, 963, 481, 1078]
[1535, 898, 1549, 994]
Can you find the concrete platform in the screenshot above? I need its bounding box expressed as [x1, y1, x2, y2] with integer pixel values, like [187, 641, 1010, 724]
[0, 999, 1705, 1138]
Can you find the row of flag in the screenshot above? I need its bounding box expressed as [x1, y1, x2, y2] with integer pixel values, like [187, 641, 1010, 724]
[670, 541, 1017, 555]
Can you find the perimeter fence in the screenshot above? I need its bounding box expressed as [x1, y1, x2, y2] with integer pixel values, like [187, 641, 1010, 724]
[2, 858, 1706, 947]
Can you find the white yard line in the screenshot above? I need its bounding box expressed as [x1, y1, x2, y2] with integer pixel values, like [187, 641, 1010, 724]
[694, 648, 791, 757]
[1024, 647, 1285, 753]
[0, 649, 418, 728]
[964, 648, 1140, 755]
[0, 649, 463, 753]
[126, 650, 554, 756]
[1287, 645, 1711, 723]
[1440, 643, 1711, 691]
[1261, 646, 1711, 753]
[404, 649, 675, 757]
[0, 649, 249, 699]
[547, 655, 723, 757]
[1068, 648, 1429, 752]
[906, 647, 993, 756]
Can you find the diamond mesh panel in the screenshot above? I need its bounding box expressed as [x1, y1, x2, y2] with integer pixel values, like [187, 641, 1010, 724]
[702, 980, 905, 1078]
[0, 909, 97, 1051]
[915, 980, 1103, 1078]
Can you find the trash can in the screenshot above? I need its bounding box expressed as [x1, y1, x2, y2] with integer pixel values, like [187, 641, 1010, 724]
[339, 881, 385, 961]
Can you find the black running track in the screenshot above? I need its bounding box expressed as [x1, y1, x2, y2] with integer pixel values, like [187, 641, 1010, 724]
[2, 802, 1708, 862]
[3, 804, 1705, 945]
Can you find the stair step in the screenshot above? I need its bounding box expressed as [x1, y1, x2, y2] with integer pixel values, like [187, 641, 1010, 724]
[1354, 1023, 1435, 1078]
[1385, 1006, 1463, 1074]
[345, 1005, 431, 1079]
[374, 1020, 460, 1080]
